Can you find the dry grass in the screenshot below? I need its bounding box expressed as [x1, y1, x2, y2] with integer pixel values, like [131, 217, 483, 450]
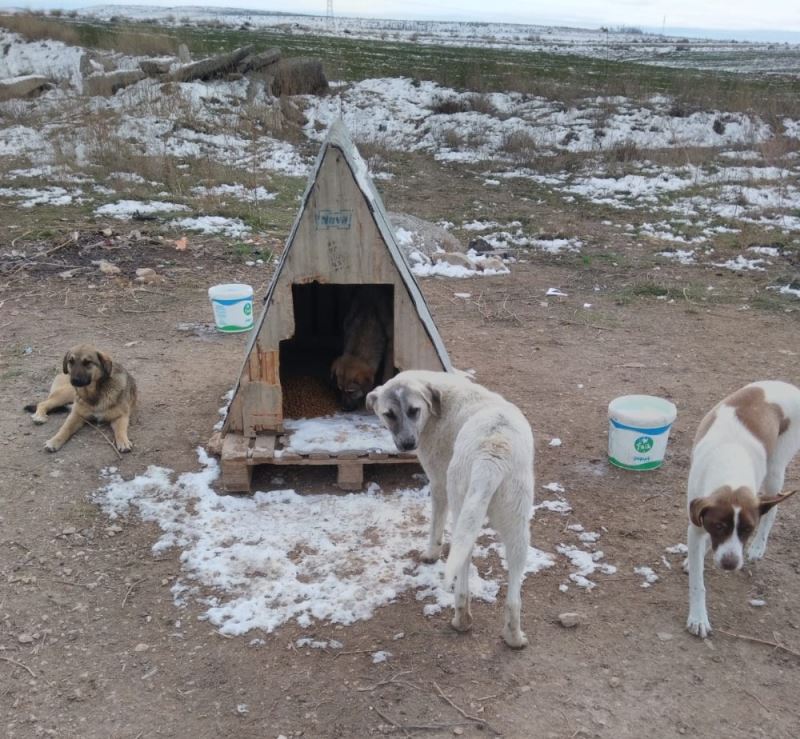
[500, 129, 539, 162]
[0, 11, 177, 56]
[0, 12, 80, 45]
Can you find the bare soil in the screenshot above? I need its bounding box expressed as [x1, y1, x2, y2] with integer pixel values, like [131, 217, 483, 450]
[2, 219, 800, 739]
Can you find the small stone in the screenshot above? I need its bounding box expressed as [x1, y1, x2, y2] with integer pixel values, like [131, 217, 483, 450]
[558, 612, 582, 628]
[657, 632, 673, 641]
[18, 633, 34, 644]
[102, 228, 113, 237]
[453, 728, 464, 736]
[134, 643, 149, 652]
[608, 677, 621, 688]
[62, 527, 77, 536]
[96, 259, 121, 276]
[392, 632, 404, 641]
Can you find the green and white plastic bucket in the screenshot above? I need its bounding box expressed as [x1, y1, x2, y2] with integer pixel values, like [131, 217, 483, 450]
[608, 395, 677, 471]
[208, 283, 254, 333]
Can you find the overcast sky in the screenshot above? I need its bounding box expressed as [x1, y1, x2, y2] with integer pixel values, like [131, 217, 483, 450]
[4, 1, 800, 37]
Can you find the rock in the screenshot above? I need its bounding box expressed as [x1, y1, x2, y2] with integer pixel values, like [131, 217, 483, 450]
[170, 46, 254, 83]
[389, 212, 464, 259]
[271, 57, 328, 96]
[95, 260, 121, 276]
[478, 256, 505, 272]
[434, 252, 475, 269]
[238, 47, 281, 73]
[177, 43, 191, 64]
[0, 75, 52, 102]
[134, 643, 149, 652]
[608, 677, 621, 688]
[139, 59, 172, 76]
[134, 267, 164, 284]
[468, 236, 493, 253]
[62, 526, 77, 535]
[657, 631, 673, 641]
[101, 228, 113, 237]
[558, 612, 582, 628]
[17, 633, 34, 644]
[84, 70, 145, 97]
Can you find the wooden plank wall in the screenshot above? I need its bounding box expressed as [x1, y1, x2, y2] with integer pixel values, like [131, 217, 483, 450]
[226, 147, 445, 435]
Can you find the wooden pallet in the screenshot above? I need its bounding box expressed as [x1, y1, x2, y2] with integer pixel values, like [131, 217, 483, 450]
[212, 431, 418, 493]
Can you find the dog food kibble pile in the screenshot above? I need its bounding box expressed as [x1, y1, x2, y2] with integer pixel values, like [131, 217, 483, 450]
[282, 375, 340, 419]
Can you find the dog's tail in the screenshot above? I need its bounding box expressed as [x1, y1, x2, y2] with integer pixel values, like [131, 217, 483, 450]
[443, 456, 506, 588]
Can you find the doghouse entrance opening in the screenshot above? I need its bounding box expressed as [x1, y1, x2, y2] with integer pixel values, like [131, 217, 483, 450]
[280, 283, 394, 419]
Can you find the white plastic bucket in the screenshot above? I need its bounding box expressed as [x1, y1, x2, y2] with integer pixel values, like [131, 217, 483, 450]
[608, 395, 677, 471]
[208, 283, 254, 333]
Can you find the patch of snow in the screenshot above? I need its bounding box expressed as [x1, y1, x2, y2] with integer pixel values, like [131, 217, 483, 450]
[0, 186, 81, 207]
[549, 438, 562, 447]
[714, 255, 766, 272]
[296, 637, 343, 649]
[657, 249, 696, 265]
[93, 452, 555, 636]
[633, 566, 659, 588]
[665, 543, 688, 555]
[171, 216, 250, 237]
[542, 482, 565, 493]
[280, 413, 397, 455]
[95, 200, 189, 218]
[768, 284, 800, 298]
[556, 544, 617, 590]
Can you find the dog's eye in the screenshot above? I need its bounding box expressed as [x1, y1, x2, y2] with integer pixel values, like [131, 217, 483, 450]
[383, 410, 396, 421]
[83, 359, 92, 366]
[407, 407, 420, 418]
[713, 522, 727, 533]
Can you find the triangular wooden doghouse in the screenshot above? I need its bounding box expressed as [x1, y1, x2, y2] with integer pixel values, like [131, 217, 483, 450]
[217, 120, 451, 492]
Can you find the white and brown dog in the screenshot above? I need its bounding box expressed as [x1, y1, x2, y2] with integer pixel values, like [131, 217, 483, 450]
[686, 381, 800, 637]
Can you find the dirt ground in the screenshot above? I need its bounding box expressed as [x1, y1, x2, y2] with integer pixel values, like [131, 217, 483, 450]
[1, 223, 800, 739]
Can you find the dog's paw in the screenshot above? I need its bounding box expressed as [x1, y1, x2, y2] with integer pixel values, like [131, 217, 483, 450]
[686, 612, 712, 639]
[682, 557, 690, 574]
[420, 548, 442, 564]
[44, 437, 62, 453]
[747, 540, 766, 562]
[116, 439, 133, 453]
[502, 628, 528, 649]
[32, 414, 48, 425]
[450, 610, 473, 633]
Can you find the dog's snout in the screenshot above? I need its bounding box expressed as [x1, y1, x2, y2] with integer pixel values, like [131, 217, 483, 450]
[70, 377, 90, 387]
[398, 438, 417, 452]
[719, 553, 740, 571]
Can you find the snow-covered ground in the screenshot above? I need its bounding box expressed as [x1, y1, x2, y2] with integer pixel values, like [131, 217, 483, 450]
[94, 450, 567, 636]
[1, 28, 799, 285]
[77, 6, 800, 75]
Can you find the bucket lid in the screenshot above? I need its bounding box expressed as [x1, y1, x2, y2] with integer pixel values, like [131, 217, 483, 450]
[608, 394, 677, 427]
[208, 283, 254, 299]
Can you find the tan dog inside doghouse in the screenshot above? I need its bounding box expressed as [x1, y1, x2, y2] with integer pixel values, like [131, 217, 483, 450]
[25, 344, 137, 453]
[331, 286, 392, 411]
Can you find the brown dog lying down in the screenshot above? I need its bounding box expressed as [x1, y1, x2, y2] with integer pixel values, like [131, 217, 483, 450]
[25, 344, 137, 453]
[331, 286, 392, 411]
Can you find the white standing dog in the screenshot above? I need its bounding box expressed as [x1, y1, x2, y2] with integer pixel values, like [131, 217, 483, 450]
[367, 370, 535, 648]
[686, 381, 800, 637]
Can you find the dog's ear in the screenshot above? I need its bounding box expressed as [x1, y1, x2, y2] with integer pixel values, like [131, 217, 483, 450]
[62, 351, 71, 375]
[689, 497, 711, 527]
[365, 388, 379, 412]
[425, 384, 442, 417]
[96, 351, 113, 379]
[759, 489, 797, 516]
